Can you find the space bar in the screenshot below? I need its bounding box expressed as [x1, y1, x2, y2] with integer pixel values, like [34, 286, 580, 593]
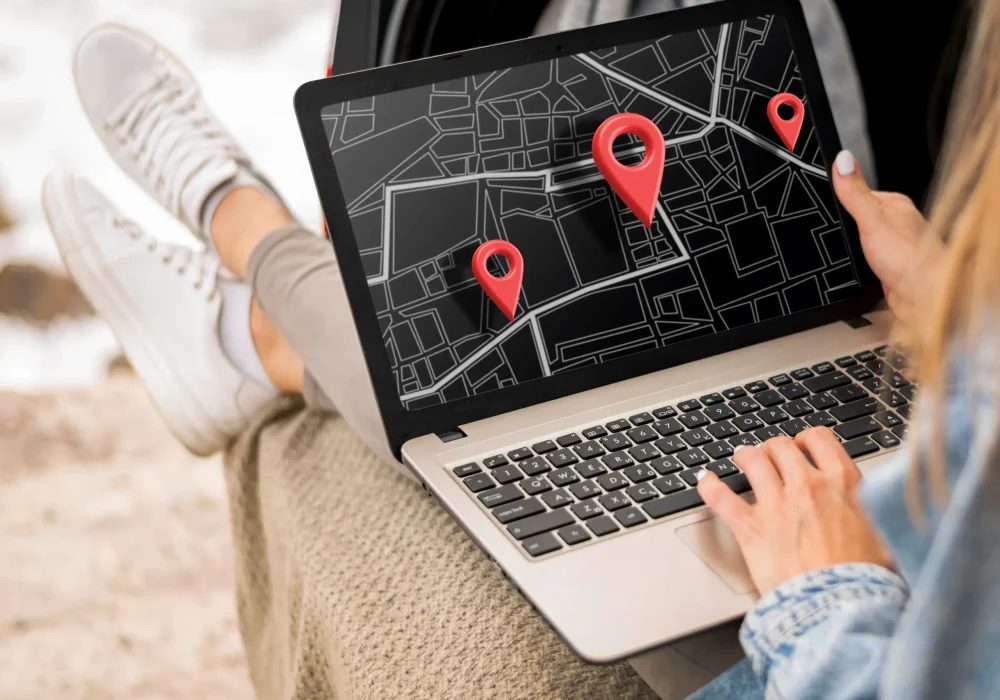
[642, 488, 704, 519]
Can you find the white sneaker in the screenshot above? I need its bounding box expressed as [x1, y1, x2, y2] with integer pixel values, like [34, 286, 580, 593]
[72, 23, 274, 243]
[42, 171, 276, 456]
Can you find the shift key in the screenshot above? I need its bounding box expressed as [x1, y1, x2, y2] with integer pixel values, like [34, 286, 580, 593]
[507, 509, 574, 540]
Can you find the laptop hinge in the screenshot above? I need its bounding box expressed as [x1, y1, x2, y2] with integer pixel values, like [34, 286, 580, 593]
[843, 316, 873, 329]
[436, 428, 467, 444]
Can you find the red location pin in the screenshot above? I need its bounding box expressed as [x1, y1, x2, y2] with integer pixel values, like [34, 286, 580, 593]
[767, 93, 805, 152]
[592, 113, 665, 228]
[472, 239, 524, 322]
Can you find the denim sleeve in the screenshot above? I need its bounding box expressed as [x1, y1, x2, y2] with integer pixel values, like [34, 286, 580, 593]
[739, 563, 909, 700]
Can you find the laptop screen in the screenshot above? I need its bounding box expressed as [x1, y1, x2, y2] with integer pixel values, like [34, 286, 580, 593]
[320, 14, 859, 412]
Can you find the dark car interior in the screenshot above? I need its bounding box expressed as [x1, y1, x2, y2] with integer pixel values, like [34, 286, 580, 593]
[334, 0, 970, 208]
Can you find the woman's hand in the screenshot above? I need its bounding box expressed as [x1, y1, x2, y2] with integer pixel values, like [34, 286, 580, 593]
[832, 150, 943, 324]
[695, 428, 893, 596]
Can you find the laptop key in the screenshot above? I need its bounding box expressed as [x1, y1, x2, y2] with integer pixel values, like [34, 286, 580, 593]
[652, 418, 684, 436]
[582, 425, 608, 440]
[627, 482, 660, 503]
[453, 463, 480, 478]
[892, 425, 909, 440]
[508, 509, 574, 540]
[629, 412, 655, 425]
[623, 464, 656, 483]
[704, 441, 734, 459]
[587, 515, 620, 537]
[652, 405, 678, 419]
[783, 398, 814, 417]
[681, 428, 713, 447]
[479, 484, 523, 507]
[557, 524, 592, 546]
[573, 441, 605, 459]
[835, 356, 858, 368]
[896, 404, 914, 420]
[807, 392, 837, 410]
[493, 465, 525, 485]
[847, 365, 874, 381]
[678, 399, 702, 412]
[700, 393, 725, 405]
[464, 473, 496, 493]
[802, 371, 851, 393]
[549, 467, 580, 487]
[707, 420, 739, 440]
[654, 436, 687, 454]
[597, 472, 629, 491]
[557, 433, 582, 447]
[650, 455, 684, 476]
[600, 433, 631, 451]
[626, 425, 658, 444]
[602, 451, 633, 470]
[873, 345, 889, 357]
[898, 384, 917, 401]
[522, 532, 562, 556]
[862, 378, 889, 394]
[728, 433, 760, 448]
[886, 371, 910, 389]
[708, 459, 740, 479]
[754, 426, 784, 441]
[507, 447, 532, 462]
[532, 440, 557, 454]
[804, 411, 836, 428]
[842, 436, 880, 459]
[704, 404, 736, 422]
[677, 448, 709, 468]
[830, 384, 867, 404]
[733, 414, 765, 432]
[615, 507, 647, 528]
[678, 411, 709, 429]
[779, 383, 810, 400]
[570, 480, 601, 500]
[768, 373, 792, 386]
[812, 361, 835, 374]
[758, 407, 789, 425]
[754, 390, 785, 407]
[866, 359, 886, 374]
[606, 418, 631, 432]
[834, 417, 881, 440]
[599, 492, 632, 511]
[745, 380, 768, 393]
[871, 430, 902, 449]
[643, 488, 704, 519]
[722, 386, 747, 400]
[830, 397, 881, 422]
[653, 474, 685, 495]
[493, 498, 546, 524]
[521, 476, 553, 496]
[874, 410, 903, 428]
[855, 350, 877, 362]
[572, 499, 603, 520]
[483, 455, 508, 468]
[791, 367, 815, 380]
[542, 489, 574, 509]
[679, 468, 703, 486]
[629, 443, 660, 462]
[576, 459, 608, 479]
[546, 448, 578, 468]
[730, 398, 761, 415]
[882, 391, 908, 408]
[724, 473, 752, 494]
[779, 418, 809, 437]
[519, 456, 551, 477]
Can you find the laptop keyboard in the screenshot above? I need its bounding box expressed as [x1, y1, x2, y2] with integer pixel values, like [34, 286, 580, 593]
[452, 346, 915, 559]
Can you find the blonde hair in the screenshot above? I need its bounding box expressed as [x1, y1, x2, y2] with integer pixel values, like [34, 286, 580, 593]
[906, 0, 1000, 510]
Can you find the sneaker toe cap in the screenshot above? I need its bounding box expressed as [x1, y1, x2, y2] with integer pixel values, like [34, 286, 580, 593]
[74, 25, 165, 119]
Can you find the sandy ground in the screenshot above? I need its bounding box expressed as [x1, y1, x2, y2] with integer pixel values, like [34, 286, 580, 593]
[0, 376, 254, 700]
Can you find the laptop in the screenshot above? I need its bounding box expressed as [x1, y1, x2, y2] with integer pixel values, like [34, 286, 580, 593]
[294, 0, 910, 663]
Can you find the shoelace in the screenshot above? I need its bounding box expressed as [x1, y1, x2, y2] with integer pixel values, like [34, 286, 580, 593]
[106, 57, 244, 220]
[110, 213, 218, 300]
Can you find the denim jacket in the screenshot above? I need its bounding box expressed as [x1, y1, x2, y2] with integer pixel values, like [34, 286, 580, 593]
[737, 348, 1000, 699]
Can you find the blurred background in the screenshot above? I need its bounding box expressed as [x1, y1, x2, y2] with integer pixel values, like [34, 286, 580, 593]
[0, 1, 332, 697]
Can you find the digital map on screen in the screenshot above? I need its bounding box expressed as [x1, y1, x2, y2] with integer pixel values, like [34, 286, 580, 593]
[322, 15, 859, 410]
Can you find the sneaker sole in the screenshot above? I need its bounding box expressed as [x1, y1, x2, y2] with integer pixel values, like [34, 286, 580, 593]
[42, 172, 224, 456]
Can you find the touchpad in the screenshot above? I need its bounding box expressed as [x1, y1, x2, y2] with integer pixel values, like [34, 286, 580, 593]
[676, 517, 757, 595]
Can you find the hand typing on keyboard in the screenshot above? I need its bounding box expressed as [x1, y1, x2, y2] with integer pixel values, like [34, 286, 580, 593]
[695, 428, 893, 596]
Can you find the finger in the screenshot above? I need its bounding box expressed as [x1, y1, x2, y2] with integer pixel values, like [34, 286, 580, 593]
[760, 437, 812, 488]
[832, 150, 882, 227]
[696, 470, 753, 532]
[731, 445, 783, 502]
[794, 427, 861, 487]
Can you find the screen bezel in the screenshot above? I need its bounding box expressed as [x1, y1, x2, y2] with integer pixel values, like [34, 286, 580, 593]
[294, 0, 883, 459]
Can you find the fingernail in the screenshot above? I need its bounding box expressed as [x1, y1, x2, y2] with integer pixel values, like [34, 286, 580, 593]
[694, 469, 710, 482]
[733, 445, 747, 454]
[835, 150, 855, 176]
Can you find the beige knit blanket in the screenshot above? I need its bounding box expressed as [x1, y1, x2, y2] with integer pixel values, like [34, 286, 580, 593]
[223, 397, 660, 699]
